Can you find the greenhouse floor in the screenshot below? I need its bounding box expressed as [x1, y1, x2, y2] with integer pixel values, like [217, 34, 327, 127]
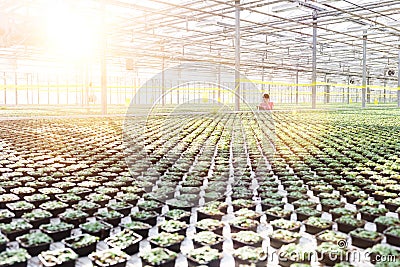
[0, 108, 399, 267]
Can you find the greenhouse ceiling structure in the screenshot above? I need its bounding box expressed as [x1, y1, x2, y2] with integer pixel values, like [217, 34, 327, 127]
[0, 0, 399, 111]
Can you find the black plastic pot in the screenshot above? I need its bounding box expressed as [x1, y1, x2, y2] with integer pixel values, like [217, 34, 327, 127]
[62, 235, 98, 257]
[41, 227, 73, 242]
[350, 234, 383, 249]
[269, 236, 299, 249]
[304, 222, 333, 235]
[149, 240, 182, 253]
[231, 238, 262, 249]
[383, 230, 400, 247]
[187, 256, 220, 267]
[195, 225, 223, 236]
[19, 242, 51, 256]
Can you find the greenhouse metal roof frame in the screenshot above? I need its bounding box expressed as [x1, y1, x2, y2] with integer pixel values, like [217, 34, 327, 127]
[0, 0, 400, 109]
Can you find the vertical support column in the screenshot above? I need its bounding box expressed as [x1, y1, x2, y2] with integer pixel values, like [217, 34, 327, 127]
[398, 49, 400, 107]
[234, 0, 240, 111]
[161, 46, 165, 106]
[3, 72, 6, 105]
[26, 74, 29, 105]
[56, 75, 60, 105]
[311, 11, 317, 109]
[347, 75, 350, 104]
[217, 63, 221, 102]
[101, 0, 107, 115]
[362, 30, 367, 108]
[367, 75, 371, 103]
[15, 72, 18, 106]
[85, 64, 89, 107]
[295, 71, 299, 105]
[383, 76, 387, 104]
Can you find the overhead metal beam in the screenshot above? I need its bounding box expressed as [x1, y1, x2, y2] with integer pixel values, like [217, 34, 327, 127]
[235, 0, 240, 111]
[312, 11, 317, 109]
[398, 48, 400, 107]
[362, 30, 367, 108]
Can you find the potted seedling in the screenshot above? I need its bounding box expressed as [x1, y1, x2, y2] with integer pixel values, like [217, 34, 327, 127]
[229, 216, 259, 233]
[303, 217, 333, 235]
[354, 199, 380, 209]
[107, 202, 133, 217]
[196, 206, 225, 221]
[24, 194, 50, 208]
[59, 209, 89, 227]
[316, 242, 348, 266]
[38, 188, 64, 200]
[383, 197, 400, 212]
[164, 209, 191, 224]
[234, 208, 263, 221]
[0, 194, 20, 209]
[55, 193, 81, 205]
[295, 206, 321, 221]
[16, 232, 53, 256]
[320, 199, 345, 212]
[271, 219, 301, 232]
[329, 207, 357, 220]
[265, 207, 292, 222]
[105, 229, 142, 254]
[21, 209, 52, 228]
[374, 216, 400, 233]
[315, 230, 347, 245]
[165, 199, 192, 212]
[0, 234, 8, 252]
[140, 247, 177, 267]
[233, 246, 267, 266]
[6, 201, 35, 218]
[344, 191, 368, 204]
[231, 199, 256, 212]
[38, 248, 78, 267]
[94, 210, 124, 227]
[0, 248, 31, 267]
[148, 232, 184, 253]
[89, 248, 130, 267]
[39, 201, 68, 217]
[95, 187, 119, 198]
[383, 225, 400, 247]
[261, 198, 285, 210]
[286, 191, 308, 203]
[187, 246, 221, 267]
[85, 193, 111, 207]
[278, 243, 313, 267]
[0, 220, 32, 241]
[39, 222, 74, 241]
[72, 201, 100, 216]
[335, 215, 366, 233]
[349, 228, 383, 248]
[158, 220, 188, 235]
[192, 231, 224, 251]
[269, 229, 301, 249]
[62, 234, 99, 256]
[359, 206, 388, 222]
[130, 210, 159, 226]
[196, 219, 224, 236]
[67, 187, 92, 197]
[0, 209, 15, 224]
[231, 231, 263, 249]
[119, 221, 152, 238]
[80, 221, 113, 239]
[367, 244, 400, 264]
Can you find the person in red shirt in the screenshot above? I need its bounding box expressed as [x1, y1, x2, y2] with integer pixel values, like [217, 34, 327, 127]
[258, 93, 273, 110]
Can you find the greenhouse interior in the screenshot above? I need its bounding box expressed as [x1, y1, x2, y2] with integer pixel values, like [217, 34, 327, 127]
[1, 0, 400, 267]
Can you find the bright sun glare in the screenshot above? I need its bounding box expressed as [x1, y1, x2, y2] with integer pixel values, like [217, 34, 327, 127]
[45, 1, 101, 61]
